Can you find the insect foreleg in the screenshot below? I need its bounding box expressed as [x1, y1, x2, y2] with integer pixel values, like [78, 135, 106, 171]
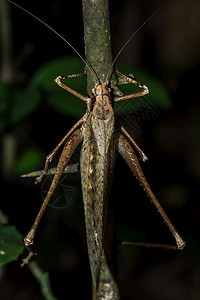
[24, 127, 83, 247]
[115, 132, 186, 250]
[35, 116, 85, 183]
[55, 68, 89, 102]
[59, 67, 87, 79]
[114, 69, 149, 102]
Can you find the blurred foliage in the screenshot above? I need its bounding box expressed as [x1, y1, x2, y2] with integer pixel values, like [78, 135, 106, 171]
[28, 261, 57, 300]
[30, 56, 173, 115]
[14, 147, 42, 176]
[115, 63, 173, 113]
[0, 81, 41, 132]
[0, 225, 24, 265]
[0, 56, 172, 134]
[29, 56, 87, 117]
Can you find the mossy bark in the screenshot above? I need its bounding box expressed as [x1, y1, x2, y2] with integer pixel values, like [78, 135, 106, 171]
[82, 0, 115, 94]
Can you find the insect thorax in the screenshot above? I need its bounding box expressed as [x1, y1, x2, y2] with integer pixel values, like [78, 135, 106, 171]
[91, 84, 114, 120]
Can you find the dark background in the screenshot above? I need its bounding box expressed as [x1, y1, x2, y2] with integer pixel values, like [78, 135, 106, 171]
[1, 0, 200, 299]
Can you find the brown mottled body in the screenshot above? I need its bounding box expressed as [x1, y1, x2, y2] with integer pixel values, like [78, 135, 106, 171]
[80, 85, 115, 285]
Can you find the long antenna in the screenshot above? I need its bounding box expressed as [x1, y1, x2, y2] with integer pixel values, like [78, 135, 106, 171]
[8, 0, 100, 83]
[106, 7, 161, 82]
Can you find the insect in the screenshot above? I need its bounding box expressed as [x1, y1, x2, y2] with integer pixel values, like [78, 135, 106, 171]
[9, 0, 186, 290]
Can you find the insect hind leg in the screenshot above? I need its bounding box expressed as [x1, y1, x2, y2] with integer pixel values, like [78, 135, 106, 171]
[115, 132, 186, 250]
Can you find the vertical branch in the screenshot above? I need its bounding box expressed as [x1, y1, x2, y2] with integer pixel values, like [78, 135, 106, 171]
[82, 0, 114, 93]
[82, 0, 120, 299]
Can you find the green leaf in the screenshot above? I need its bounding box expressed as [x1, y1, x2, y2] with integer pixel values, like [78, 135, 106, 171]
[47, 88, 86, 117]
[30, 56, 85, 88]
[115, 64, 173, 113]
[0, 81, 41, 132]
[14, 147, 42, 175]
[29, 56, 87, 118]
[10, 86, 41, 125]
[0, 225, 24, 265]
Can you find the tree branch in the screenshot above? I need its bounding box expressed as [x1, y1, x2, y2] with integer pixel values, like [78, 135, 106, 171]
[82, 1, 120, 299]
[82, 0, 115, 93]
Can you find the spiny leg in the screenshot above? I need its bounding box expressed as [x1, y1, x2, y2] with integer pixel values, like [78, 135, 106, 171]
[120, 125, 148, 162]
[59, 68, 87, 80]
[115, 132, 186, 250]
[55, 68, 89, 102]
[121, 241, 181, 250]
[35, 115, 85, 183]
[24, 128, 83, 247]
[114, 69, 149, 102]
